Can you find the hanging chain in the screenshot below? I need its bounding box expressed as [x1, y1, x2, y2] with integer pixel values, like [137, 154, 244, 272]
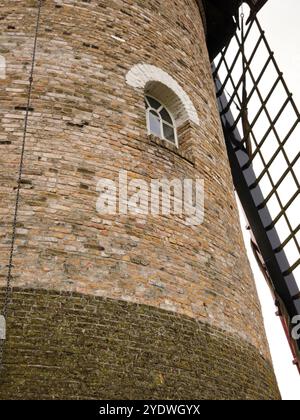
[0, 0, 42, 370]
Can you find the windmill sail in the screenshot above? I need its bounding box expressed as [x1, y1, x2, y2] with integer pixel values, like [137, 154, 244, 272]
[213, 14, 300, 371]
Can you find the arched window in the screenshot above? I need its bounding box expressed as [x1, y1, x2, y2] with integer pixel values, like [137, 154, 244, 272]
[126, 64, 199, 159]
[145, 95, 177, 146]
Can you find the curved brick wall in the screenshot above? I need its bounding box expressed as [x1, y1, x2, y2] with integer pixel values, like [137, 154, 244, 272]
[0, 0, 279, 399]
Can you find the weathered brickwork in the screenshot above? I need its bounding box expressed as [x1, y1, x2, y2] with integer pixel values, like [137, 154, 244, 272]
[0, 0, 279, 398]
[0, 288, 280, 400]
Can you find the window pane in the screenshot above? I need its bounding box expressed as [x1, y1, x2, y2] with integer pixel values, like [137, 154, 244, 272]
[160, 107, 173, 124]
[163, 123, 175, 143]
[149, 110, 161, 137]
[146, 96, 161, 110]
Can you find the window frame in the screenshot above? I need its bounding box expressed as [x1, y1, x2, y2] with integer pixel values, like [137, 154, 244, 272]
[145, 95, 178, 147]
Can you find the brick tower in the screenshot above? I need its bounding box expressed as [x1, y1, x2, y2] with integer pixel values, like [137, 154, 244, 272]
[0, 0, 280, 399]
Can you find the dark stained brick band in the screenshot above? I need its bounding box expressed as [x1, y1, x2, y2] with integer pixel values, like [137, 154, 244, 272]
[0, 288, 280, 400]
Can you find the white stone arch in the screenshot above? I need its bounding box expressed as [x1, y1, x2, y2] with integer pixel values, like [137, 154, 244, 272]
[126, 63, 199, 127]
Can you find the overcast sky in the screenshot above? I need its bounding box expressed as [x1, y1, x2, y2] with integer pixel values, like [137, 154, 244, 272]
[239, 0, 300, 401]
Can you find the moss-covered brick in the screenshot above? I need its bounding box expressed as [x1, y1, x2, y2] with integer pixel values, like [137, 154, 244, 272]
[0, 288, 280, 400]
